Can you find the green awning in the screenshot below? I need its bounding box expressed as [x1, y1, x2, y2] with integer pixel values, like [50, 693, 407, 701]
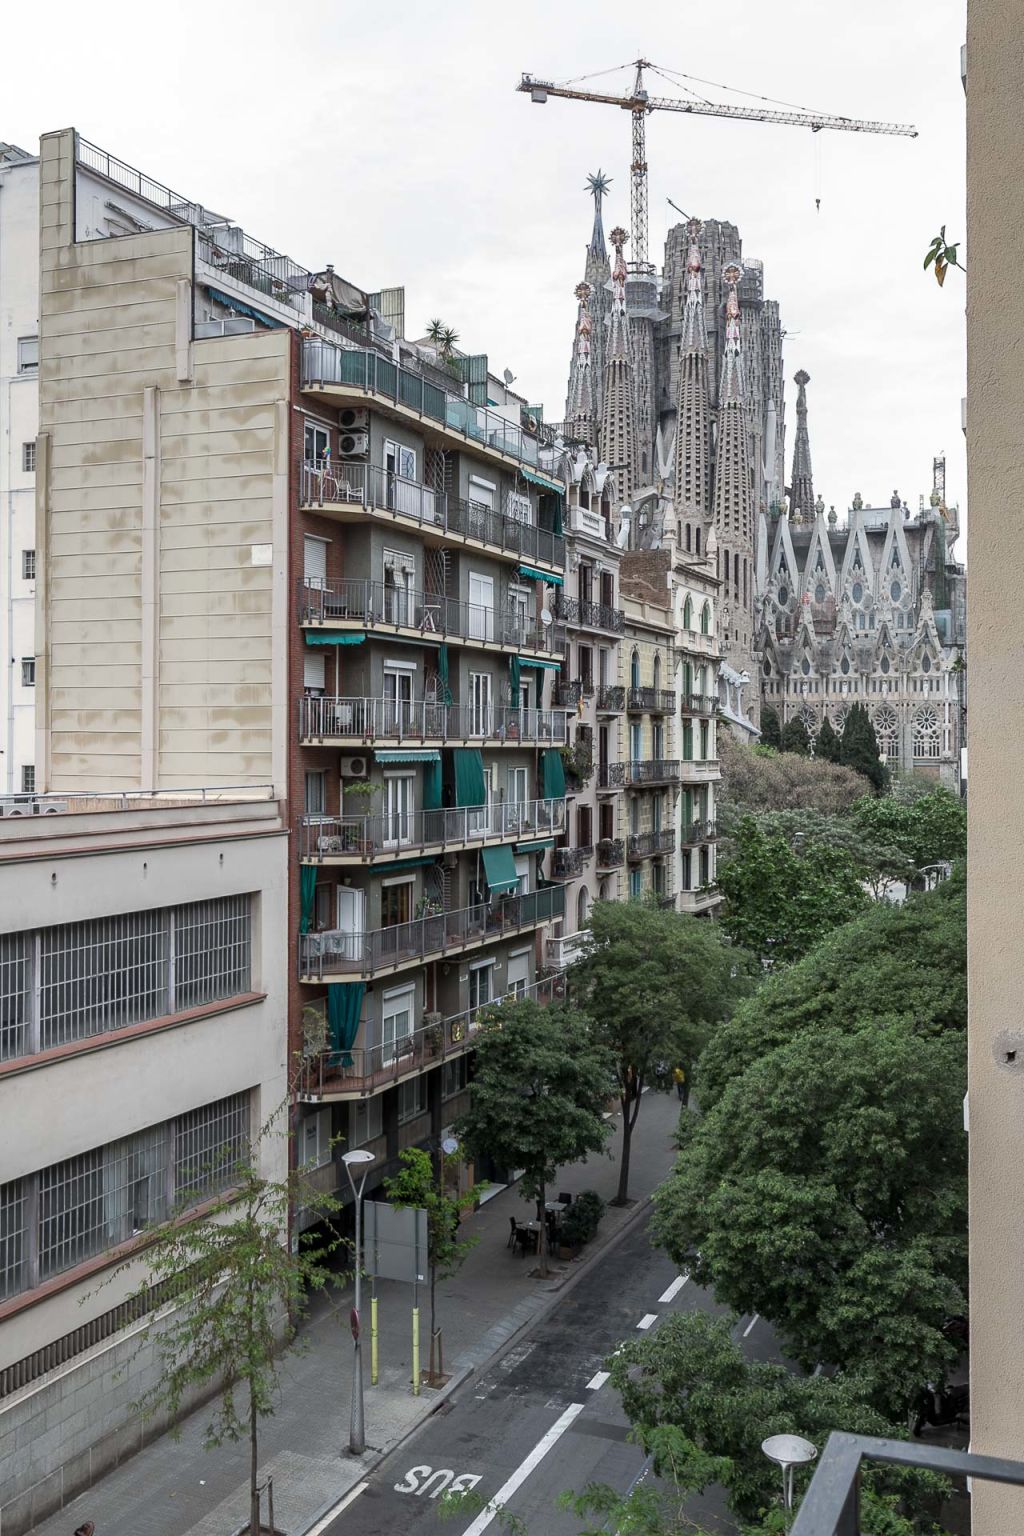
[517, 564, 564, 587]
[453, 747, 487, 808]
[305, 632, 367, 647]
[372, 856, 439, 873]
[481, 843, 520, 896]
[541, 749, 566, 799]
[520, 657, 561, 670]
[509, 654, 522, 698]
[515, 839, 555, 853]
[522, 468, 564, 496]
[374, 749, 441, 763]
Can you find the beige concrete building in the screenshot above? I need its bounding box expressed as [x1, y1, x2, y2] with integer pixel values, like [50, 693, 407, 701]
[965, 1, 1024, 1529]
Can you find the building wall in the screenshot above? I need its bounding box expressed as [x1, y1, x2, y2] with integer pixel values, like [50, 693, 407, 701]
[965, 2, 1024, 1529]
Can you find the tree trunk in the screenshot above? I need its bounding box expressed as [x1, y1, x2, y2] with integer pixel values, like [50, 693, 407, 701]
[537, 1174, 548, 1278]
[614, 1093, 634, 1206]
[250, 1392, 260, 1536]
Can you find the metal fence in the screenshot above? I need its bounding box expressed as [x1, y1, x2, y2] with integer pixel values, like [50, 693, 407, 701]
[625, 759, 681, 786]
[299, 695, 570, 747]
[299, 797, 565, 861]
[299, 577, 566, 655]
[596, 685, 626, 712]
[627, 829, 677, 860]
[680, 819, 718, 846]
[299, 885, 566, 979]
[627, 687, 677, 713]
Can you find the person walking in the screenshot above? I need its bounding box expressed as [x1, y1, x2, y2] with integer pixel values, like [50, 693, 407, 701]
[673, 1065, 688, 1104]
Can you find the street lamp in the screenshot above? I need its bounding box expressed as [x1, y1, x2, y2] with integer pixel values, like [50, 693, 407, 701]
[762, 1434, 818, 1519]
[342, 1149, 375, 1456]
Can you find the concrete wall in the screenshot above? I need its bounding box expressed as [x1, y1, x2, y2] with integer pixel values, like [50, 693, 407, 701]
[965, 2, 1024, 1529]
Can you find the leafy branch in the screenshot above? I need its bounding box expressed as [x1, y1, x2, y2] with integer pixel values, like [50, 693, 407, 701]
[923, 226, 964, 287]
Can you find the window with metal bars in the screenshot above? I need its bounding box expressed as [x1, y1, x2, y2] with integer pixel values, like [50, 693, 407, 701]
[1, 896, 253, 1062]
[0, 1092, 250, 1301]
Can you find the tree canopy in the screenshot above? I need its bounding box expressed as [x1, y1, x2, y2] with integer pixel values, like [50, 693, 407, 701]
[718, 730, 870, 815]
[850, 787, 966, 873]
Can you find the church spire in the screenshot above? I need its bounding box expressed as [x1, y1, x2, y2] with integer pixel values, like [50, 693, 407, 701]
[566, 281, 595, 444]
[599, 226, 638, 497]
[788, 369, 815, 520]
[565, 172, 612, 430]
[674, 217, 712, 523]
[586, 169, 611, 262]
[712, 262, 754, 632]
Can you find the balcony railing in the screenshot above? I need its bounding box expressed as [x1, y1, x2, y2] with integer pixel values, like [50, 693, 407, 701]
[680, 819, 717, 846]
[554, 594, 626, 634]
[553, 680, 584, 709]
[553, 845, 594, 877]
[596, 837, 625, 868]
[300, 461, 565, 571]
[299, 695, 570, 746]
[299, 578, 566, 656]
[300, 797, 565, 861]
[596, 685, 625, 713]
[297, 971, 565, 1099]
[626, 759, 681, 786]
[299, 885, 566, 979]
[627, 829, 677, 860]
[627, 687, 676, 714]
[597, 762, 625, 790]
[682, 692, 718, 715]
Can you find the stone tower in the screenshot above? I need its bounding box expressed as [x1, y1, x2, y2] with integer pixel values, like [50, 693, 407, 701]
[600, 226, 639, 498]
[788, 369, 815, 520]
[565, 171, 612, 428]
[673, 218, 712, 532]
[566, 281, 595, 445]
[711, 262, 757, 691]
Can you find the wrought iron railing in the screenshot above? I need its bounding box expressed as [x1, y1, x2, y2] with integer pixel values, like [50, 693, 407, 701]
[554, 680, 584, 708]
[627, 829, 677, 860]
[552, 845, 594, 877]
[596, 838, 625, 868]
[682, 692, 718, 714]
[298, 578, 566, 656]
[554, 594, 626, 634]
[596, 685, 625, 712]
[625, 759, 681, 786]
[299, 798, 565, 861]
[299, 695, 569, 746]
[299, 885, 566, 979]
[597, 762, 625, 790]
[680, 819, 717, 846]
[627, 687, 676, 713]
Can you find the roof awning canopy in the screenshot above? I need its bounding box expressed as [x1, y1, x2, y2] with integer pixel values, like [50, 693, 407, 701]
[515, 839, 555, 853]
[517, 564, 563, 587]
[520, 657, 561, 670]
[522, 468, 564, 496]
[481, 843, 520, 896]
[372, 856, 440, 873]
[374, 749, 441, 764]
[305, 632, 367, 646]
[205, 286, 286, 329]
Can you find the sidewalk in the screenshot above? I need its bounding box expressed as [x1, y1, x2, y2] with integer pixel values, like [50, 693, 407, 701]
[34, 1091, 683, 1536]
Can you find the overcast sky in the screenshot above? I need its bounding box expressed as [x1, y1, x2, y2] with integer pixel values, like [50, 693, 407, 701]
[5, 0, 966, 548]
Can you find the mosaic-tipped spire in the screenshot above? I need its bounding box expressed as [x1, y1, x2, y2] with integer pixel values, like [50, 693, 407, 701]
[712, 261, 754, 554]
[674, 218, 712, 522]
[566, 281, 595, 444]
[599, 227, 638, 497]
[586, 169, 611, 261]
[566, 173, 612, 428]
[789, 369, 815, 520]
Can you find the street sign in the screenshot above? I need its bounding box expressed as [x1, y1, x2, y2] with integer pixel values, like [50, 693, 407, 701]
[364, 1201, 428, 1284]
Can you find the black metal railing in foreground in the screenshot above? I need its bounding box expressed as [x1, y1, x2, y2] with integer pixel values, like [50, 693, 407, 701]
[790, 1433, 1024, 1535]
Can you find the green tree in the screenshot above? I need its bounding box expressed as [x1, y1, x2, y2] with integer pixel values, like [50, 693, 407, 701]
[780, 715, 810, 756]
[714, 804, 913, 900]
[716, 815, 870, 966]
[814, 714, 842, 763]
[851, 787, 967, 874]
[759, 706, 782, 749]
[569, 901, 749, 1205]
[718, 730, 869, 814]
[456, 1000, 613, 1276]
[113, 1111, 342, 1536]
[385, 1147, 482, 1383]
[840, 702, 888, 792]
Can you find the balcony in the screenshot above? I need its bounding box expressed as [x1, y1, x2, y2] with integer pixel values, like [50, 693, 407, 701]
[626, 759, 681, 787]
[300, 341, 564, 486]
[299, 696, 570, 747]
[545, 931, 593, 969]
[596, 685, 625, 713]
[552, 845, 593, 877]
[627, 829, 677, 861]
[678, 629, 719, 658]
[682, 693, 718, 715]
[300, 461, 565, 574]
[680, 818, 717, 846]
[299, 884, 566, 980]
[678, 886, 721, 914]
[553, 680, 585, 709]
[680, 758, 721, 782]
[299, 578, 566, 660]
[553, 593, 626, 635]
[300, 797, 566, 863]
[627, 687, 676, 714]
[297, 972, 565, 1101]
[596, 837, 624, 869]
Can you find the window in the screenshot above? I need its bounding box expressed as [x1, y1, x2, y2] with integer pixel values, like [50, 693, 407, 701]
[22, 550, 36, 581]
[381, 985, 415, 1065]
[382, 773, 414, 848]
[383, 549, 415, 626]
[913, 706, 941, 760]
[0, 1093, 250, 1298]
[507, 765, 528, 809]
[577, 887, 589, 929]
[470, 671, 493, 737]
[21, 658, 35, 687]
[506, 951, 530, 999]
[305, 771, 326, 816]
[304, 422, 329, 463]
[397, 1076, 427, 1125]
[630, 649, 641, 689]
[700, 602, 712, 636]
[577, 803, 592, 848]
[300, 1108, 333, 1168]
[17, 337, 38, 375]
[468, 961, 494, 1012]
[21, 765, 35, 794]
[303, 535, 328, 588]
[629, 869, 643, 899]
[442, 1055, 468, 1100]
[682, 596, 693, 630]
[173, 895, 251, 1012]
[383, 666, 414, 732]
[578, 645, 593, 690]
[700, 720, 710, 760]
[381, 880, 413, 929]
[352, 1096, 383, 1147]
[22, 442, 36, 473]
[303, 652, 326, 693]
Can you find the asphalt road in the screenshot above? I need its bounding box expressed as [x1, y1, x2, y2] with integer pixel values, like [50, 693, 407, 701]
[325, 1211, 787, 1536]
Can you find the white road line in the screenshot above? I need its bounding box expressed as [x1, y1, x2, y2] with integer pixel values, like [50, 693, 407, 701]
[460, 1402, 586, 1535]
[742, 1313, 760, 1338]
[659, 1274, 689, 1304]
[637, 1313, 658, 1330]
[307, 1481, 367, 1534]
[587, 1370, 610, 1390]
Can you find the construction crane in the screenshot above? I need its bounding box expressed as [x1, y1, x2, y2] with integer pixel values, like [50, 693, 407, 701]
[518, 59, 917, 272]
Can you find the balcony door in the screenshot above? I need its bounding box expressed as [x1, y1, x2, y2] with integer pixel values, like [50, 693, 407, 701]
[382, 773, 414, 850]
[383, 667, 413, 735]
[470, 671, 493, 738]
[381, 984, 415, 1067]
[335, 886, 365, 962]
[468, 572, 495, 642]
[507, 765, 528, 834]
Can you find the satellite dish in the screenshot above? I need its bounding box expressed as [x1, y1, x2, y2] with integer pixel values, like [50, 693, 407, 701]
[441, 1135, 459, 1156]
[540, 608, 553, 627]
[503, 368, 515, 386]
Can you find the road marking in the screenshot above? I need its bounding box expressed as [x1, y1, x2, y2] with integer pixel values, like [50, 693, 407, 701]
[742, 1313, 760, 1338]
[395, 1466, 482, 1498]
[459, 1402, 586, 1534]
[659, 1274, 689, 1304]
[587, 1370, 610, 1390]
[637, 1313, 657, 1330]
[306, 1482, 367, 1534]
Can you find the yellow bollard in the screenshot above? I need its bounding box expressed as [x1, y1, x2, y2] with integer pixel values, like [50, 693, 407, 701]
[371, 1293, 379, 1386]
[412, 1305, 421, 1397]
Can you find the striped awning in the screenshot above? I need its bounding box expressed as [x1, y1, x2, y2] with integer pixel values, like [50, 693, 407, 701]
[374, 749, 441, 764]
[522, 468, 564, 496]
[514, 839, 555, 853]
[517, 564, 564, 587]
[519, 657, 561, 670]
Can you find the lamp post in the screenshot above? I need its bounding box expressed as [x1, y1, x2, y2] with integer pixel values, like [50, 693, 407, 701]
[342, 1149, 375, 1456]
[762, 1434, 818, 1521]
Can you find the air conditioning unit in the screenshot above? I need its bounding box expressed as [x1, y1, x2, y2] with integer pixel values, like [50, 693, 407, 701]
[338, 408, 369, 432]
[0, 798, 33, 816]
[340, 755, 369, 779]
[38, 801, 68, 815]
[338, 431, 369, 458]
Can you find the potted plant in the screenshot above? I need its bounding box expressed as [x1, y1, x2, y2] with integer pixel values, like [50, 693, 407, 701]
[560, 738, 594, 790]
[343, 778, 379, 853]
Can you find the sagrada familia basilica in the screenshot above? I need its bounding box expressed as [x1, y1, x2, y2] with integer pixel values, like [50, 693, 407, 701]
[561, 177, 966, 788]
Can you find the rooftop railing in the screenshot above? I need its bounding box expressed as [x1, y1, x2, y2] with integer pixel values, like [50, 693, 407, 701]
[299, 695, 569, 746]
[299, 797, 565, 861]
[298, 578, 566, 656]
[301, 460, 565, 570]
[299, 885, 566, 979]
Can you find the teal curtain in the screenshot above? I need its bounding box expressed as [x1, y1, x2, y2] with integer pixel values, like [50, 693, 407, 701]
[509, 654, 522, 699]
[454, 747, 487, 807]
[541, 749, 566, 799]
[299, 866, 317, 935]
[438, 643, 453, 704]
[552, 497, 563, 538]
[327, 982, 365, 1068]
[423, 755, 443, 811]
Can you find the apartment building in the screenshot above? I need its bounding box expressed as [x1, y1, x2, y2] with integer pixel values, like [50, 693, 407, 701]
[0, 790, 288, 1536]
[0, 142, 39, 797]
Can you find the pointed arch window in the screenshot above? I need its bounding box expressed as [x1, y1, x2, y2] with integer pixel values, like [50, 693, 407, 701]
[653, 654, 662, 692]
[921, 652, 932, 674]
[630, 649, 641, 689]
[682, 596, 693, 631]
[700, 602, 712, 636]
[880, 654, 891, 675]
[913, 705, 941, 760]
[840, 655, 851, 676]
